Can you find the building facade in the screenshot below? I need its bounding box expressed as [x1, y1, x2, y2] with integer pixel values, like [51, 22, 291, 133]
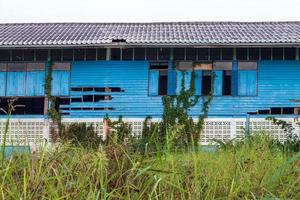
[0, 22, 300, 145]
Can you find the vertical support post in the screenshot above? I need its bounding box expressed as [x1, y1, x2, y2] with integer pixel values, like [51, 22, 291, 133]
[233, 48, 237, 61]
[170, 48, 174, 61]
[230, 119, 236, 139]
[102, 118, 110, 141]
[245, 113, 250, 136]
[296, 48, 299, 60]
[106, 48, 111, 61]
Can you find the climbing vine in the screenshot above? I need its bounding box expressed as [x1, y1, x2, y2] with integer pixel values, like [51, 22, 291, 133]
[45, 61, 63, 139]
[160, 63, 215, 147]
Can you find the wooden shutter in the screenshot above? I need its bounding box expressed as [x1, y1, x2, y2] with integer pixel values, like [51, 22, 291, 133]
[149, 70, 159, 96]
[238, 71, 257, 96]
[213, 71, 223, 96]
[167, 70, 176, 95]
[194, 70, 202, 96]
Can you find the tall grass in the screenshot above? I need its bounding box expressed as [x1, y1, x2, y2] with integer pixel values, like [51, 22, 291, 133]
[1, 133, 299, 199]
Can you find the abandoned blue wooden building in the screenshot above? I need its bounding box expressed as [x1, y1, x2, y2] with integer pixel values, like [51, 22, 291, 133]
[0, 22, 300, 144]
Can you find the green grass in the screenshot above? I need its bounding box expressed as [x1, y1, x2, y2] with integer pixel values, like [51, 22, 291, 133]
[0, 134, 300, 199]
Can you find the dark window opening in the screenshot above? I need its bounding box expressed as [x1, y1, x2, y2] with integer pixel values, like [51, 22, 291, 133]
[83, 87, 94, 92]
[271, 107, 282, 115]
[35, 49, 48, 61]
[50, 49, 62, 61]
[222, 48, 233, 60]
[237, 48, 248, 60]
[197, 48, 209, 60]
[74, 49, 85, 61]
[272, 48, 284, 60]
[202, 71, 212, 95]
[258, 110, 270, 114]
[97, 48, 106, 60]
[282, 107, 295, 114]
[62, 49, 73, 61]
[0, 98, 44, 115]
[122, 48, 133, 60]
[83, 95, 94, 102]
[94, 107, 115, 110]
[134, 48, 146, 60]
[222, 71, 231, 95]
[0, 50, 10, 61]
[57, 98, 70, 105]
[71, 87, 83, 92]
[261, 48, 271, 60]
[249, 48, 259, 60]
[158, 70, 168, 95]
[284, 48, 296, 60]
[173, 48, 185, 60]
[210, 48, 221, 60]
[150, 62, 168, 70]
[159, 48, 170, 60]
[111, 87, 123, 92]
[147, 48, 158, 60]
[112, 39, 126, 43]
[185, 48, 197, 60]
[71, 98, 82, 102]
[111, 48, 121, 60]
[11, 50, 23, 61]
[85, 49, 97, 61]
[23, 49, 35, 61]
[95, 88, 105, 92]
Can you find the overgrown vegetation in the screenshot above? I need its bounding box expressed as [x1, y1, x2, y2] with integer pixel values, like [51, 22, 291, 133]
[1, 133, 300, 199]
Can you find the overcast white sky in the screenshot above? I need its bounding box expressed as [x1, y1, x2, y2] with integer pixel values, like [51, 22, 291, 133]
[0, 0, 299, 23]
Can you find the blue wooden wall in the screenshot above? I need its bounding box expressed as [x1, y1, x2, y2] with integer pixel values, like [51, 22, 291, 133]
[59, 60, 300, 118]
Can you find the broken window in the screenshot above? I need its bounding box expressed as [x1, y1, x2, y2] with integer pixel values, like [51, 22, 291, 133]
[0, 50, 10, 61]
[249, 48, 259, 60]
[146, 48, 158, 60]
[237, 48, 248, 60]
[272, 48, 284, 60]
[50, 49, 62, 61]
[201, 71, 212, 95]
[173, 48, 185, 60]
[158, 48, 170, 60]
[23, 50, 35, 61]
[222, 71, 232, 95]
[213, 61, 232, 96]
[122, 48, 133, 60]
[0, 97, 44, 115]
[282, 107, 295, 114]
[62, 49, 73, 61]
[85, 49, 97, 61]
[35, 49, 48, 61]
[258, 110, 270, 114]
[222, 48, 233, 60]
[134, 48, 146, 60]
[185, 48, 197, 60]
[97, 48, 106, 60]
[271, 107, 282, 115]
[11, 50, 23, 61]
[148, 62, 168, 96]
[74, 49, 85, 61]
[111, 48, 121, 60]
[210, 48, 221, 60]
[197, 48, 209, 60]
[260, 48, 271, 60]
[284, 48, 296, 60]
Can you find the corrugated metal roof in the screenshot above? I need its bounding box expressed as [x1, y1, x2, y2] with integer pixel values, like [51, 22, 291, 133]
[0, 22, 300, 47]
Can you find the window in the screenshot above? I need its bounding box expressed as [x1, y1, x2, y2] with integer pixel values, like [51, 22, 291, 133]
[158, 48, 170, 60]
[222, 71, 231, 95]
[23, 50, 34, 61]
[110, 48, 121, 60]
[0, 50, 10, 61]
[134, 48, 146, 60]
[237, 48, 248, 60]
[148, 62, 169, 96]
[173, 48, 185, 60]
[213, 61, 233, 96]
[222, 48, 233, 60]
[97, 48, 106, 60]
[261, 48, 271, 60]
[62, 49, 73, 61]
[147, 48, 158, 60]
[36, 49, 48, 61]
[238, 62, 258, 96]
[197, 48, 209, 60]
[122, 48, 133, 60]
[186, 48, 197, 60]
[85, 49, 97, 60]
[74, 49, 85, 61]
[11, 50, 23, 61]
[0, 97, 44, 115]
[50, 49, 62, 61]
[272, 48, 284, 60]
[210, 48, 221, 60]
[284, 48, 296, 60]
[202, 71, 212, 95]
[249, 48, 259, 60]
